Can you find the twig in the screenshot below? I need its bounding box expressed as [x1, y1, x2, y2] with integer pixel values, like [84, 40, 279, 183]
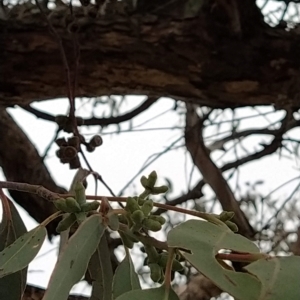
[0, 181, 60, 202]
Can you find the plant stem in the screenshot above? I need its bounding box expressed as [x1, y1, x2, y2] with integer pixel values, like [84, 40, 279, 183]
[40, 211, 63, 227]
[0, 181, 60, 201]
[164, 247, 175, 300]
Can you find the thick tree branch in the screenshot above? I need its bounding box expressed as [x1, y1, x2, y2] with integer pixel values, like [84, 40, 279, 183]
[184, 103, 255, 238]
[21, 97, 158, 126]
[1, 2, 300, 109]
[0, 108, 66, 236]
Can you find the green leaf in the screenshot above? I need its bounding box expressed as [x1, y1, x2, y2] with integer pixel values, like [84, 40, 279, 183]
[0, 197, 28, 300]
[88, 233, 114, 300]
[244, 256, 300, 300]
[167, 220, 261, 300]
[43, 215, 105, 300]
[112, 250, 141, 299]
[115, 284, 179, 300]
[0, 225, 46, 278]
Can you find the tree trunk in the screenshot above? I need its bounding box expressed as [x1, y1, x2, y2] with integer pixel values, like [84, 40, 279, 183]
[1, 0, 299, 109]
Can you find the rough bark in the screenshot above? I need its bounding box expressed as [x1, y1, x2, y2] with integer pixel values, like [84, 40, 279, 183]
[0, 108, 66, 236]
[1, 0, 300, 109]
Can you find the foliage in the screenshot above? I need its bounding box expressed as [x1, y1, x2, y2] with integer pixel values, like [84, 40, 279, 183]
[0, 173, 299, 300]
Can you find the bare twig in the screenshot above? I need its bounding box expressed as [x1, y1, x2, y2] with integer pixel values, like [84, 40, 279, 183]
[0, 181, 60, 202]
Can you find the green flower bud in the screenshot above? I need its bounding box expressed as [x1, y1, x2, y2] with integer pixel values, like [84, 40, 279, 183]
[141, 199, 153, 216]
[151, 185, 169, 195]
[149, 263, 162, 282]
[144, 244, 160, 263]
[219, 211, 235, 222]
[125, 197, 140, 213]
[225, 220, 238, 232]
[80, 201, 100, 212]
[56, 213, 77, 233]
[158, 253, 183, 271]
[140, 176, 149, 189]
[131, 210, 145, 224]
[75, 182, 86, 205]
[148, 215, 166, 225]
[147, 171, 157, 188]
[65, 197, 81, 213]
[137, 197, 146, 206]
[142, 219, 162, 232]
[54, 198, 69, 212]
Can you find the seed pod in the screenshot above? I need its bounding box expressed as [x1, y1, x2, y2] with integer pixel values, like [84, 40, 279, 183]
[125, 197, 140, 213]
[78, 134, 86, 144]
[131, 210, 145, 224]
[86, 143, 96, 153]
[142, 218, 162, 232]
[140, 176, 148, 189]
[119, 231, 134, 249]
[64, 146, 78, 159]
[55, 137, 68, 147]
[219, 211, 235, 222]
[69, 156, 81, 169]
[65, 197, 81, 212]
[80, 200, 100, 212]
[75, 182, 86, 205]
[68, 136, 80, 150]
[148, 215, 166, 225]
[141, 199, 153, 216]
[89, 135, 103, 147]
[151, 185, 168, 195]
[54, 198, 69, 212]
[149, 263, 162, 282]
[60, 157, 71, 164]
[225, 220, 238, 232]
[55, 148, 64, 159]
[56, 213, 77, 233]
[147, 171, 157, 188]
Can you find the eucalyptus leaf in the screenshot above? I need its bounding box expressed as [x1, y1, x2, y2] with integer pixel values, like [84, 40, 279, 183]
[43, 215, 105, 300]
[88, 233, 113, 300]
[0, 197, 28, 300]
[167, 220, 261, 300]
[0, 224, 46, 279]
[115, 284, 179, 300]
[244, 256, 300, 300]
[112, 250, 141, 299]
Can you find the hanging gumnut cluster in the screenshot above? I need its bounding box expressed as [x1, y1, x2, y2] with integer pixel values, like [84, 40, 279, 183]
[55, 136, 81, 169]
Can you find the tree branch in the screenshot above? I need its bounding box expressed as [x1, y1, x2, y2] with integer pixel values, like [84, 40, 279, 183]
[0, 108, 66, 236]
[184, 103, 255, 238]
[2, 3, 300, 109]
[21, 97, 158, 126]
